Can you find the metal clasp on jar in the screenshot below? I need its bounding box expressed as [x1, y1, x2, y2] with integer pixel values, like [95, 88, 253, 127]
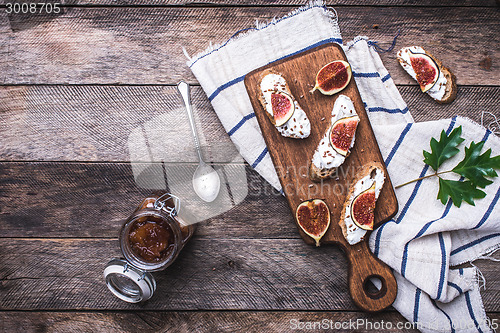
[153, 193, 181, 218]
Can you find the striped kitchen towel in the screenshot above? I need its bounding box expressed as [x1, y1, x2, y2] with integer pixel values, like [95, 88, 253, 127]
[186, 2, 499, 332]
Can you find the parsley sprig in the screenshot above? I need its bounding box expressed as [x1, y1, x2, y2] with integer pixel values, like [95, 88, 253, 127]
[395, 126, 500, 207]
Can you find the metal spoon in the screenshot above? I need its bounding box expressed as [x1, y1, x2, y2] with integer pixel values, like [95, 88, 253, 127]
[177, 81, 220, 202]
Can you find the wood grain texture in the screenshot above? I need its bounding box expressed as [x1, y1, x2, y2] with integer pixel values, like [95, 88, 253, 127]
[18, 0, 496, 6]
[0, 85, 239, 162]
[0, 162, 294, 238]
[245, 43, 398, 311]
[0, 238, 499, 311]
[0, 7, 498, 85]
[0, 238, 356, 310]
[3, 311, 500, 333]
[1, 85, 498, 163]
[0, 0, 498, 321]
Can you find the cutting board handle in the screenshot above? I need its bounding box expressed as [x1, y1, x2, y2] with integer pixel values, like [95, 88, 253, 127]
[345, 240, 397, 312]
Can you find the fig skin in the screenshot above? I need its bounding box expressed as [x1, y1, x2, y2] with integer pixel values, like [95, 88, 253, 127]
[350, 183, 376, 231]
[408, 51, 439, 93]
[311, 60, 352, 95]
[271, 91, 295, 126]
[296, 199, 331, 246]
[329, 115, 360, 156]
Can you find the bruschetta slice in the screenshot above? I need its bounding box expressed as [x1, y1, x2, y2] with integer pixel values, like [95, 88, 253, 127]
[309, 95, 359, 182]
[258, 69, 311, 139]
[339, 163, 385, 245]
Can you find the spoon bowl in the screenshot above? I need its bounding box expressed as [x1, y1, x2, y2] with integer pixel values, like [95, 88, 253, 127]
[177, 81, 221, 203]
[192, 161, 221, 203]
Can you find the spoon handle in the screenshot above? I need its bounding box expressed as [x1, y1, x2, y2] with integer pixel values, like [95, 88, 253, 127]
[177, 81, 203, 162]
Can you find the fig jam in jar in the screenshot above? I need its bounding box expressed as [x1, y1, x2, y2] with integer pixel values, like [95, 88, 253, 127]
[104, 192, 194, 302]
[128, 216, 175, 263]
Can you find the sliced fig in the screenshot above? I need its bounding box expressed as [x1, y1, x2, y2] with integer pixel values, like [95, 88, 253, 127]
[329, 115, 360, 156]
[408, 51, 439, 93]
[350, 183, 376, 231]
[296, 199, 330, 246]
[271, 91, 295, 126]
[311, 60, 352, 95]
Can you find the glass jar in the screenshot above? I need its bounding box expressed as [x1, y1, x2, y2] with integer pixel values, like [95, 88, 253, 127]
[104, 192, 194, 303]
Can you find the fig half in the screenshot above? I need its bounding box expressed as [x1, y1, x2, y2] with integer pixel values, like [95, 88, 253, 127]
[408, 51, 439, 93]
[329, 115, 360, 156]
[350, 183, 376, 231]
[310, 60, 352, 95]
[271, 91, 295, 126]
[296, 199, 330, 246]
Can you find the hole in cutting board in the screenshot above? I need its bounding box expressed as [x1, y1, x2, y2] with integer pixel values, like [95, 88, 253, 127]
[363, 275, 387, 299]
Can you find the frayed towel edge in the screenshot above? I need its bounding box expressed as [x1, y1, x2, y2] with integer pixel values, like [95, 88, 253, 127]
[184, 0, 338, 68]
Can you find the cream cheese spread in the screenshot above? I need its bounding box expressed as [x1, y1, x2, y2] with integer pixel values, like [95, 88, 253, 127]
[343, 167, 385, 245]
[311, 95, 358, 169]
[397, 46, 447, 101]
[260, 74, 310, 139]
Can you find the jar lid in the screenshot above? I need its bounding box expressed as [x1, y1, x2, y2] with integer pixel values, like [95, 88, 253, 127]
[104, 258, 156, 303]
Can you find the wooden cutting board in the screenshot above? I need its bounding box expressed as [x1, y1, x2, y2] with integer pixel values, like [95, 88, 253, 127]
[244, 43, 398, 312]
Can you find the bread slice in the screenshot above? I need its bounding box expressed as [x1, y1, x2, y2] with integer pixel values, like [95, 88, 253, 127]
[339, 162, 385, 245]
[428, 52, 457, 104]
[309, 95, 359, 182]
[309, 162, 336, 182]
[397, 46, 457, 104]
[257, 69, 310, 139]
[257, 69, 281, 126]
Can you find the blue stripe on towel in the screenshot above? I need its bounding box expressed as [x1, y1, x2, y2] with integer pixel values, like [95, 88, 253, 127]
[395, 116, 457, 225]
[384, 123, 413, 166]
[450, 233, 500, 256]
[270, 38, 342, 67]
[228, 113, 256, 136]
[251, 147, 268, 168]
[471, 128, 496, 230]
[368, 106, 409, 114]
[413, 288, 421, 323]
[396, 164, 430, 224]
[481, 129, 492, 142]
[401, 199, 453, 277]
[465, 291, 483, 333]
[352, 72, 380, 78]
[431, 300, 455, 333]
[473, 185, 500, 230]
[375, 123, 413, 256]
[207, 37, 342, 102]
[436, 232, 447, 300]
[374, 221, 390, 257]
[381, 73, 391, 82]
[447, 281, 463, 294]
[209, 76, 246, 101]
[375, 117, 456, 257]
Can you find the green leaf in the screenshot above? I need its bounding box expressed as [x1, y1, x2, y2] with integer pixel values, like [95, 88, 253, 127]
[452, 141, 500, 188]
[423, 126, 465, 172]
[437, 178, 486, 207]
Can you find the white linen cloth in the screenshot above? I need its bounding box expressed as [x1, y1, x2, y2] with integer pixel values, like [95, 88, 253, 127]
[186, 2, 499, 332]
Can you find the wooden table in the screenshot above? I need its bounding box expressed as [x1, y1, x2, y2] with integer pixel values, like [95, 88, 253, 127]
[0, 0, 499, 331]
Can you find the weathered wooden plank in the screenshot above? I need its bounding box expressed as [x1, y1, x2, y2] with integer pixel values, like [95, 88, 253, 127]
[21, 0, 497, 7]
[398, 85, 500, 123]
[0, 238, 354, 310]
[1, 85, 498, 162]
[0, 162, 294, 238]
[0, 7, 498, 85]
[0, 238, 498, 311]
[3, 311, 500, 333]
[0, 85, 239, 162]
